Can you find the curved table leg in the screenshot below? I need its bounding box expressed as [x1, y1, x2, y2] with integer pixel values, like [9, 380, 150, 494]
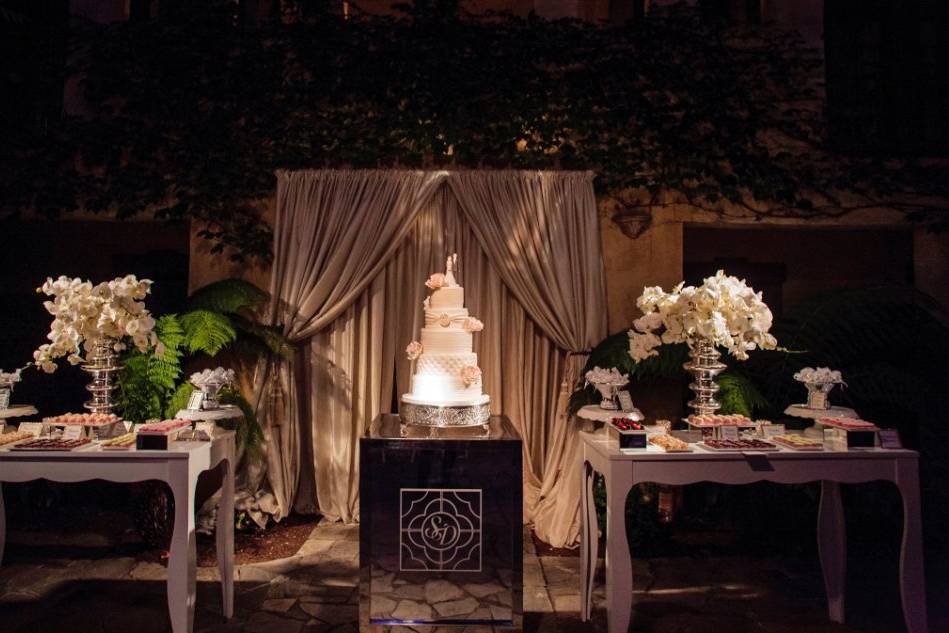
[896, 459, 928, 633]
[0, 482, 5, 566]
[579, 460, 597, 621]
[168, 468, 197, 633]
[818, 480, 846, 623]
[216, 457, 235, 619]
[605, 466, 634, 633]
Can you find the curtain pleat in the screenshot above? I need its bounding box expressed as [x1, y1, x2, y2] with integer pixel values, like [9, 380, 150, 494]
[262, 170, 606, 547]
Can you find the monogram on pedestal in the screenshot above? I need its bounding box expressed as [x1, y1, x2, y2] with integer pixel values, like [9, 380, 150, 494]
[400, 488, 482, 572]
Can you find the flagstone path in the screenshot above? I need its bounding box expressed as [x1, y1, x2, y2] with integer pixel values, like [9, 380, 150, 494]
[0, 522, 940, 632]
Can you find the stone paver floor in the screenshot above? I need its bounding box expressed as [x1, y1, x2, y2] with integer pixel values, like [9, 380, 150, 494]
[0, 522, 941, 632]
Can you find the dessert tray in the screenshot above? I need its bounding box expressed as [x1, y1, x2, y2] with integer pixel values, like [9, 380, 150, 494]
[10, 438, 93, 451]
[100, 432, 137, 450]
[770, 434, 824, 451]
[818, 417, 879, 431]
[648, 434, 693, 452]
[686, 414, 756, 427]
[698, 438, 780, 452]
[44, 412, 122, 427]
[137, 419, 191, 435]
[0, 430, 35, 447]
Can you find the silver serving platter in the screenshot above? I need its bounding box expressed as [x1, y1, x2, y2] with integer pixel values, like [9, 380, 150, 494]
[400, 400, 491, 428]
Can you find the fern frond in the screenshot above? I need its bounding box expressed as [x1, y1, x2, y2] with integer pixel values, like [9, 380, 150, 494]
[180, 310, 237, 356]
[716, 371, 769, 417]
[164, 383, 197, 420]
[218, 386, 264, 460]
[186, 279, 269, 315]
[228, 313, 292, 359]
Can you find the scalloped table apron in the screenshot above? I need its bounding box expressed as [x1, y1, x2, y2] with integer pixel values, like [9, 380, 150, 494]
[0, 431, 236, 633]
[578, 432, 928, 633]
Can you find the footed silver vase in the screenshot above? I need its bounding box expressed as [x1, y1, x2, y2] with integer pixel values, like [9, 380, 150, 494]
[683, 338, 727, 416]
[82, 340, 122, 414]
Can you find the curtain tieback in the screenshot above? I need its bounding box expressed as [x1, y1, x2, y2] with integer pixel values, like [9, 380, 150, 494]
[566, 350, 592, 356]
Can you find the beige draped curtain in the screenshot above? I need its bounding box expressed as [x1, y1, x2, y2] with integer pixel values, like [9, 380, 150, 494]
[260, 170, 606, 547]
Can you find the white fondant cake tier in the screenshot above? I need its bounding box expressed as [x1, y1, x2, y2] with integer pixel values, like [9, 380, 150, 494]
[430, 286, 464, 309]
[420, 328, 473, 354]
[416, 353, 478, 375]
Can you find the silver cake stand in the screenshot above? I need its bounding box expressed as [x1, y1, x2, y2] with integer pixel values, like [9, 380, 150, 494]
[785, 404, 858, 439]
[400, 400, 491, 429]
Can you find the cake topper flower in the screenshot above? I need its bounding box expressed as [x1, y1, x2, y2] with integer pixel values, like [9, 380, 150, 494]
[425, 273, 446, 290]
[437, 314, 451, 327]
[460, 365, 482, 386]
[463, 317, 484, 332]
[406, 341, 423, 360]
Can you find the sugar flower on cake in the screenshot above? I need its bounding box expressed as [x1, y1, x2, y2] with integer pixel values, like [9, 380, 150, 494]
[628, 270, 777, 362]
[33, 275, 159, 372]
[405, 341, 423, 360]
[794, 367, 846, 385]
[424, 273, 446, 290]
[463, 317, 484, 332]
[584, 366, 629, 386]
[460, 365, 482, 386]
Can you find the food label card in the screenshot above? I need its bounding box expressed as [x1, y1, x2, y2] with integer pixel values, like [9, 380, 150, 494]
[18, 422, 44, 437]
[63, 425, 83, 440]
[719, 426, 740, 440]
[762, 424, 786, 439]
[617, 391, 635, 412]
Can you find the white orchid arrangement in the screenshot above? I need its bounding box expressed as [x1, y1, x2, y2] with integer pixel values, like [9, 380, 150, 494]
[584, 366, 629, 386]
[794, 367, 846, 385]
[33, 275, 161, 373]
[190, 367, 236, 388]
[628, 270, 777, 363]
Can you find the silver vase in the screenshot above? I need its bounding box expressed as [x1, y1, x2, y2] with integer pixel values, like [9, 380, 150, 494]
[683, 338, 727, 416]
[82, 340, 122, 414]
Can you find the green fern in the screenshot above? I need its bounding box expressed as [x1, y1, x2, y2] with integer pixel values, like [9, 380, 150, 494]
[186, 278, 269, 315]
[164, 382, 197, 420]
[716, 372, 768, 417]
[180, 310, 237, 356]
[217, 386, 264, 459]
[118, 315, 186, 422]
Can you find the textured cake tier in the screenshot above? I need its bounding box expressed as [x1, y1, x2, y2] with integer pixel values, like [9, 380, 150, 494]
[424, 307, 469, 327]
[430, 286, 464, 310]
[408, 373, 483, 404]
[415, 353, 478, 376]
[420, 328, 473, 354]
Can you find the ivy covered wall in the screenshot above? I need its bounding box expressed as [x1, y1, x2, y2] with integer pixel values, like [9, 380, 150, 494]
[5, 2, 946, 265]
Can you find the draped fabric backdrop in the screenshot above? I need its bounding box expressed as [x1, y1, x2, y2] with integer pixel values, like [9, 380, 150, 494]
[256, 170, 607, 547]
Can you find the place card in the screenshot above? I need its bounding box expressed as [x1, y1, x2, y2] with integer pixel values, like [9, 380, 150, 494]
[719, 425, 740, 440]
[63, 425, 83, 440]
[187, 390, 205, 411]
[0, 391, 10, 409]
[18, 421, 44, 437]
[617, 390, 635, 412]
[879, 429, 902, 449]
[762, 424, 786, 439]
[195, 421, 216, 441]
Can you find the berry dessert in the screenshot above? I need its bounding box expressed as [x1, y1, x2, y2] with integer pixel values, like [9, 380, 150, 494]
[818, 417, 879, 431]
[610, 418, 645, 431]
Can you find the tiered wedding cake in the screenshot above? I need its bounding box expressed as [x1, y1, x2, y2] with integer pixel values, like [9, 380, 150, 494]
[401, 254, 491, 427]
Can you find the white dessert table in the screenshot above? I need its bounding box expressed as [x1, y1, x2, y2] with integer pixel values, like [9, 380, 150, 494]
[0, 431, 236, 633]
[578, 432, 927, 633]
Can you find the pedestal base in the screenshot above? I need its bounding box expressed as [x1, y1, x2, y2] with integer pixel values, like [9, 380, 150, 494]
[400, 400, 491, 428]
